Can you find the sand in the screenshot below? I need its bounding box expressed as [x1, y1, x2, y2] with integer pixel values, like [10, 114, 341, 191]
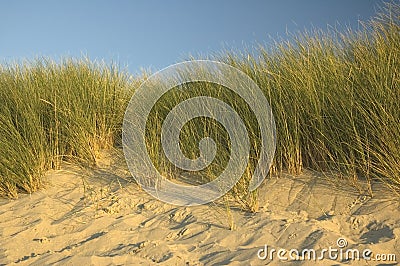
[0, 154, 399, 265]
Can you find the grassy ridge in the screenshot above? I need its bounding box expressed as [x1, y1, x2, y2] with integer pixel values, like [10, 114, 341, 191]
[0, 59, 133, 197]
[0, 2, 399, 202]
[221, 2, 400, 197]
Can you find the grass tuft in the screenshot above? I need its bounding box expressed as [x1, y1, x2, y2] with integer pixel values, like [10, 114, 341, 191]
[0, 58, 134, 198]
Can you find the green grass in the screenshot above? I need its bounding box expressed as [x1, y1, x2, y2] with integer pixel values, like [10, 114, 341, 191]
[0, 2, 399, 207]
[0, 58, 134, 198]
[222, 1, 400, 199]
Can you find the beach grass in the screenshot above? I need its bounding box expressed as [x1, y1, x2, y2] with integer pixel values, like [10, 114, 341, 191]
[0, 2, 398, 206]
[0, 59, 134, 198]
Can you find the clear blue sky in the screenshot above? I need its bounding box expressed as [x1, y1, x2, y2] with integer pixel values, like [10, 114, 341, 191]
[0, 0, 385, 75]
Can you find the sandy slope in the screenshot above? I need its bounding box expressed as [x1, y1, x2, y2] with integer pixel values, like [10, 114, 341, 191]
[0, 155, 399, 265]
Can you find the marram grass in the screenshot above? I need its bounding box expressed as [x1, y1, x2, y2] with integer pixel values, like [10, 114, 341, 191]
[0, 2, 399, 207]
[0, 59, 134, 198]
[219, 2, 400, 201]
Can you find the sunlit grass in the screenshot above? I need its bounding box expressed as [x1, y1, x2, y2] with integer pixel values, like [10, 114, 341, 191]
[0, 58, 134, 198]
[219, 1, 400, 199]
[147, 2, 400, 209]
[0, 2, 398, 208]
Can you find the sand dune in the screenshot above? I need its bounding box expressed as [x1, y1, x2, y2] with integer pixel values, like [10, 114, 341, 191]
[0, 156, 399, 265]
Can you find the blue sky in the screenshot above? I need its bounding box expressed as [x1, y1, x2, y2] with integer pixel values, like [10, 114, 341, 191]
[0, 0, 384, 75]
